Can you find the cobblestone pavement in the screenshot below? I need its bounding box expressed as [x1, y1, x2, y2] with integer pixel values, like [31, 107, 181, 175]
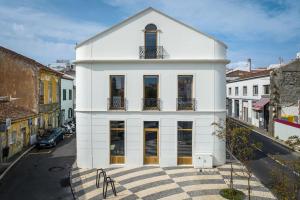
[71, 163, 276, 200]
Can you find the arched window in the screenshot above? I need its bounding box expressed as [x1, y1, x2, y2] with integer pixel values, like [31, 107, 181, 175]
[144, 24, 157, 58]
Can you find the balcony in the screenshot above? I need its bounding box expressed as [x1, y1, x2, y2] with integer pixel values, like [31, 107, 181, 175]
[177, 98, 196, 111]
[108, 97, 126, 111]
[143, 98, 160, 111]
[139, 46, 164, 59]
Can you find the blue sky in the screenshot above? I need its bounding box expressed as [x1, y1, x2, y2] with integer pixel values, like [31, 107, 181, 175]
[0, 0, 300, 68]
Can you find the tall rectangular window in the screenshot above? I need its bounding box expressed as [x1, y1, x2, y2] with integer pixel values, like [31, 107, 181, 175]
[56, 82, 59, 103]
[39, 80, 44, 104]
[235, 87, 239, 96]
[229, 87, 232, 95]
[243, 86, 247, 96]
[69, 89, 72, 100]
[253, 85, 258, 96]
[263, 85, 270, 94]
[109, 75, 125, 110]
[63, 89, 66, 100]
[177, 75, 194, 110]
[177, 121, 192, 165]
[110, 121, 125, 164]
[143, 75, 159, 110]
[48, 81, 52, 103]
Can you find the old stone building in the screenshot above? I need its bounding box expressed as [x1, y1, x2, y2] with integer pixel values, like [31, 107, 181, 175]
[0, 46, 62, 160]
[269, 58, 300, 133]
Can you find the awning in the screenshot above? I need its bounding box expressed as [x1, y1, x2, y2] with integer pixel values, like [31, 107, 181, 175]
[252, 98, 269, 110]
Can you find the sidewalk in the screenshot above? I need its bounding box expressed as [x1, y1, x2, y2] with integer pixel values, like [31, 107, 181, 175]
[70, 162, 276, 200]
[0, 145, 35, 181]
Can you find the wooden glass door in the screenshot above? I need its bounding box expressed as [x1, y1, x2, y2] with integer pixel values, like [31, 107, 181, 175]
[144, 128, 159, 164]
[177, 121, 192, 165]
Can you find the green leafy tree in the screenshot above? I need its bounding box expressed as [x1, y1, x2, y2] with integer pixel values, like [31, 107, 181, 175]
[231, 127, 260, 200]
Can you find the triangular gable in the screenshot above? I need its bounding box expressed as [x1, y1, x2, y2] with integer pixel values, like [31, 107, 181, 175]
[75, 7, 227, 49]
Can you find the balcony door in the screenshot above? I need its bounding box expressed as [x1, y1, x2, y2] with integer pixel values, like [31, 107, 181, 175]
[109, 75, 125, 110]
[144, 121, 159, 164]
[145, 24, 157, 59]
[143, 75, 159, 110]
[177, 75, 194, 110]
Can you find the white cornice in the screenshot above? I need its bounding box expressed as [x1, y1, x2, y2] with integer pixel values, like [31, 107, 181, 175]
[74, 109, 227, 113]
[73, 59, 230, 64]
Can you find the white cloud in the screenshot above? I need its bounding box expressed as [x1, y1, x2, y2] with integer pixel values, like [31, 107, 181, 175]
[0, 5, 105, 64]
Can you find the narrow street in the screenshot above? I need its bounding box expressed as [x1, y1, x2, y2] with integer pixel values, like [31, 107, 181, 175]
[231, 118, 300, 191]
[0, 135, 76, 200]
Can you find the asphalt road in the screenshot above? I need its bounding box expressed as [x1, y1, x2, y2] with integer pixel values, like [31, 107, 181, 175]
[230, 119, 300, 196]
[0, 135, 76, 200]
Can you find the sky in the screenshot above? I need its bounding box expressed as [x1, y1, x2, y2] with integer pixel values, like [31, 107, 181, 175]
[0, 0, 300, 69]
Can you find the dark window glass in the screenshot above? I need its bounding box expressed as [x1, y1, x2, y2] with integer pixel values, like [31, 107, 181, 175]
[145, 131, 157, 156]
[253, 85, 258, 96]
[63, 89, 66, 100]
[69, 90, 72, 100]
[235, 87, 239, 96]
[144, 75, 159, 109]
[144, 121, 159, 129]
[110, 75, 125, 109]
[177, 75, 193, 110]
[39, 80, 44, 104]
[110, 121, 125, 157]
[178, 75, 193, 99]
[145, 24, 157, 59]
[243, 86, 247, 96]
[178, 121, 192, 157]
[264, 85, 270, 94]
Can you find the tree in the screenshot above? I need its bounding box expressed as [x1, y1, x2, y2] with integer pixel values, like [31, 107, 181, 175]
[212, 118, 245, 200]
[231, 127, 260, 200]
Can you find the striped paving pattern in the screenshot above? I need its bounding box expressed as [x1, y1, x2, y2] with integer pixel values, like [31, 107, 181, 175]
[71, 164, 276, 200]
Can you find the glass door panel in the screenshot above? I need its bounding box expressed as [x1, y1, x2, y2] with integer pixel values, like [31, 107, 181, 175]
[177, 121, 192, 165]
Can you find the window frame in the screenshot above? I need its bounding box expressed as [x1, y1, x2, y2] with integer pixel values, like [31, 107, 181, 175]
[109, 120, 125, 164]
[253, 85, 259, 96]
[243, 86, 247, 96]
[63, 89, 67, 101]
[235, 87, 239, 96]
[109, 75, 125, 110]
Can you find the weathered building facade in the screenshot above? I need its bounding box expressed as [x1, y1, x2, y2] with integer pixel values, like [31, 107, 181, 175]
[270, 58, 300, 133]
[0, 46, 61, 159]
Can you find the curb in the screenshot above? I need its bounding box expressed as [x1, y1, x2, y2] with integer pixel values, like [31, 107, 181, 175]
[0, 145, 35, 181]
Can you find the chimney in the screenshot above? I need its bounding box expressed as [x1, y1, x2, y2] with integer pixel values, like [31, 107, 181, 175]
[247, 58, 252, 72]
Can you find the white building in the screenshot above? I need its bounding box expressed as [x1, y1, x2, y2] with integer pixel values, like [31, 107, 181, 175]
[75, 7, 228, 168]
[61, 74, 74, 124]
[226, 70, 270, 129]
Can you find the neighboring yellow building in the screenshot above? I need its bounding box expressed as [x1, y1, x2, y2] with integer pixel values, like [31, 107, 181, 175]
[0, 101, 38, 160]
[38, 68, 61, 132]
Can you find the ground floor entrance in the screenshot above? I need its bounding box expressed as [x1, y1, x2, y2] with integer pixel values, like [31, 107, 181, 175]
[144, 121, 159, 164]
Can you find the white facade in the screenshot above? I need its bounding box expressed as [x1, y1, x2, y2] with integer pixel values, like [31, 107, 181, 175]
[226, 75, 270, 128]
[75, 7, 228, 169]
[61, 76, 74, 124]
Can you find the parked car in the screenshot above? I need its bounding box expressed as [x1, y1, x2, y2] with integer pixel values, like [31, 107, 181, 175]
[36, 128, 64, 149]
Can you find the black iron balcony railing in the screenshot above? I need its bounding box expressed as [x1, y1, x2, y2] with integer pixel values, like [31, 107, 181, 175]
[139, 46, 164, 59]
[108, 97, 126, 110]
[143, 98, 160, 110]
[177, 98, 196, 111]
